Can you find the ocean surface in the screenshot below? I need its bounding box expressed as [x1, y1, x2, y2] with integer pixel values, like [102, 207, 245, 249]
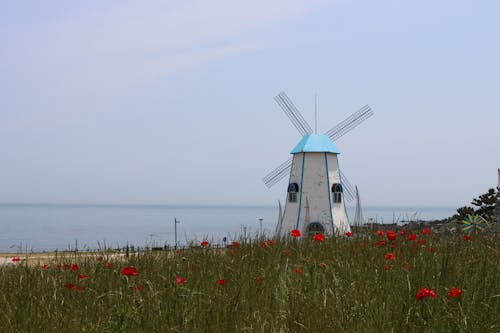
[0, 204, 456, 252]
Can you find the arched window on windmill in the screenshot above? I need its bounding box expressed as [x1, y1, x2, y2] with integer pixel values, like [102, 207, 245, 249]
[287, 183, 299, 203]
[332, 183, 343, 203]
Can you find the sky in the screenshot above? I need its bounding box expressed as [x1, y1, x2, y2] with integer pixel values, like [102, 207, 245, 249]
[1, 0, 499, 208]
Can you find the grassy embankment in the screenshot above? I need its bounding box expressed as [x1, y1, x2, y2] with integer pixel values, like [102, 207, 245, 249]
[1, 229, 499, 332]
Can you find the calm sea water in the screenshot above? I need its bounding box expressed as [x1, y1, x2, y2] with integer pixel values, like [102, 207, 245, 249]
[0, 204, 455, 252]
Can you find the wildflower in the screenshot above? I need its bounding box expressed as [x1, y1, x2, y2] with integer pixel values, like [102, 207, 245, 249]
[386, 230, 397, 241]
[79, 274, 89, 280]
[462, 235, 472, 241]
[41, 264, 50, 270]
[70, 264, 79, 271]
[313, 233, 325, 242]
[176, 276, 186, 285]
[135, 285, 143, 292]
[106, 262, 114, 269]
[291, 229, 301, 238]
[231, 241, 241, 248]
[11, 257, 21, 263]
[266, 239, 275, 245]
[385, 253, 396, 261]
[383, 265, 390, 271]
[400, 229, 409, 236]
[408, 234, 417, 241]
[121, 266, 138, 277]
[294, 268, 303, 275]
[376, 230, 385, 237]
[448, 288, 462, 299]
[422, 228, 431, 235]
[260, 242, 268, 249]
[319, 262, 328, 268]
[63, 283, 84, 291]
[416, 288, 436, 300]
[345, 232, 352, 237]
[72, 285, 84, 292]
[230, 249, 237, 255]
[200, 241, 209, 247]
[218, 279, 226, 286]
[375, 240, 387, 247]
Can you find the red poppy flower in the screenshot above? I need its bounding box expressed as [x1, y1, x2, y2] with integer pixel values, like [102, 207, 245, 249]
[41, 264, 50, 270]
[72, 285, 84, 292]
[313, 233, 325, 242]
[375, 240, 387, 247]
[121, 266, 138, 277]
[291, 229, 301, 238]
[230, 249, 237, 255]
[386, 230, 397, 241]
[448, 287, 462, 299]
[345, 232, 352, 237]
[376, 230, 385, 237]
[294, 268, 302, 275]
[135, 285, 143, 292]
[64, 283, 76, 289]
[200, 241, 209, 247]
[422, 228, 431, 235]
[176, 276, 186, 285]
[11, 257, 21, 263]
[231, 241, 241, 248]
[462, 235, 472, 241]
[383, 265, 390, 271]
[408, 234, 417, 241]
[70, 264, 79, 271]
[266, 239, 275, 245]
[79, 274, 89, 280]
[400, 229, 409, 236]
[106, 262, 114, 269]
[218, 279, 226, 286]
[260, 242, 268, 249]
[319, 262, 328, 268]
[416, 288, 436, 300]
[385, 253, 396, 261]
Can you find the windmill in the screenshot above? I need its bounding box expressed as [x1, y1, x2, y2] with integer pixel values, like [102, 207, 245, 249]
[263, 92, 373, 236]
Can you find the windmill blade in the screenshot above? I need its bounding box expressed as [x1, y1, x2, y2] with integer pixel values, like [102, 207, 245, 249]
[262, 157, 293, 188]
[339, 170, 356, 202]
[274, 92, 313, 137]
[325, 105, 373, 142]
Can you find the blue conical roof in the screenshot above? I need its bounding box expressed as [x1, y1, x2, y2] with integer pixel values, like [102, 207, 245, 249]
[290, 134, 340, 154]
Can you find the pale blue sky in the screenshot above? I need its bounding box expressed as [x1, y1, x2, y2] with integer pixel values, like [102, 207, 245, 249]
[1, 0, 499, 207]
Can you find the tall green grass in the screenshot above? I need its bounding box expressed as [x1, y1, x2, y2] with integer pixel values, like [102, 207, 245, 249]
[1, 231, 499, 332]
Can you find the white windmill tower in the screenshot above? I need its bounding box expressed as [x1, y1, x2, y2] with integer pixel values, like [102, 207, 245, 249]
[264, 92, 373, 237]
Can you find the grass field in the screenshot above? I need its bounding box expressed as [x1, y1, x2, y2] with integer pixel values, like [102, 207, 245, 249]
[1, 229, 499, 332]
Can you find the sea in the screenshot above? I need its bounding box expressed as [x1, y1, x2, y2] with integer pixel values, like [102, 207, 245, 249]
[0, 204, 456, 252]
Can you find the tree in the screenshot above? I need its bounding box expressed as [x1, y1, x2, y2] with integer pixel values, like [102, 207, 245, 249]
[453, 188, 498, 223]
[471, 188, 497, 221]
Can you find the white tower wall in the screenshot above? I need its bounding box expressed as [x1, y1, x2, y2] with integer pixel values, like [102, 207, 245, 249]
[280, 152, 351, 236]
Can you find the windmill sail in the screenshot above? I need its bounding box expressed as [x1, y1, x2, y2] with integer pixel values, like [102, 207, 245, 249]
[274, 92, 313, 136]
[263, 100, 373, 188]
[353, 185, 364, 227]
